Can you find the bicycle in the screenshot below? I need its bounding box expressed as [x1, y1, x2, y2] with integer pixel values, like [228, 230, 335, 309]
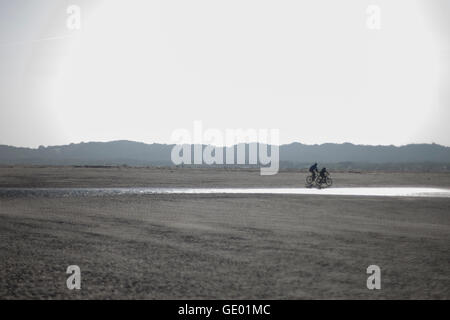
[306, 171, 333, 188]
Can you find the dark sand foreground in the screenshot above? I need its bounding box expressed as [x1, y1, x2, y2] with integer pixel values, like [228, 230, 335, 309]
[0, 167, 449, 299]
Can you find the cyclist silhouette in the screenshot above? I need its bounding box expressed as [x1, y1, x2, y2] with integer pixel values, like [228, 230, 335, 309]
[319, 167, 328, 182]
[309, 163, 318, 181]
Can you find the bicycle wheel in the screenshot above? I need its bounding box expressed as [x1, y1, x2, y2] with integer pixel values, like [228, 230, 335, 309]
[306, 175, 313, 185]
[325, 177, 333, 187]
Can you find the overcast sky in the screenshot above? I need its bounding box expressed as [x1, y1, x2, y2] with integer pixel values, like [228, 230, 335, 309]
[0, 0, 448, 148]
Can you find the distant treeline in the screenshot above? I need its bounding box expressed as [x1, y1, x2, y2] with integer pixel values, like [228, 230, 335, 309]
[168, 162, 450, 172]
[278, 162, 450, 172]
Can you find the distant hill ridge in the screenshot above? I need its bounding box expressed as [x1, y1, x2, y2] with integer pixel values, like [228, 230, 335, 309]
[0, 141, 449, 168]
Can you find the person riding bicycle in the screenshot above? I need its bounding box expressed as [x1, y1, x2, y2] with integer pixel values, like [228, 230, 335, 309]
[309, 163, 318, 181]
[318, 167, 328, 182]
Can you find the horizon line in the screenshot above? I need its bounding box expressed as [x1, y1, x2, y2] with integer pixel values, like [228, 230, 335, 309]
[1, 140, 449, 149]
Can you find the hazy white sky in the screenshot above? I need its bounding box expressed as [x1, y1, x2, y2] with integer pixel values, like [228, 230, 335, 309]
[0, 0, 449, 147]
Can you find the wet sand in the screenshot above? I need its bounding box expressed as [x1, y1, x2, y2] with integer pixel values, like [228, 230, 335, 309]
[1, 166, 450, 188]
[0, 167, 449, 299]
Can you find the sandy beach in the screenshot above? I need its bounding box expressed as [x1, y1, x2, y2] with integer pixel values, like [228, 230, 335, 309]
[0, 167, 449, 299]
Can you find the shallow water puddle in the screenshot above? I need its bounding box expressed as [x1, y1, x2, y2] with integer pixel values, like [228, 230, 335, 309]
[0, 187, 449, 198]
